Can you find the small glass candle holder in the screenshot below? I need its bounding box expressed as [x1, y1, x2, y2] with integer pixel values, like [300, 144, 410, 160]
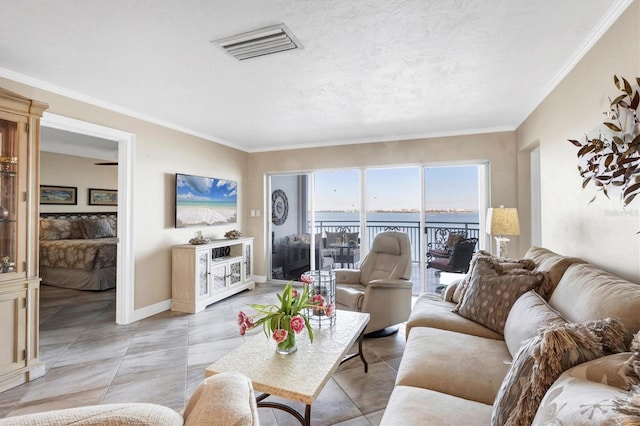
[303, 270, 336, 329]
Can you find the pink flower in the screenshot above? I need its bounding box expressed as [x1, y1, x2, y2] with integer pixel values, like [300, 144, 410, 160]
[239, 323, 247, 336]
[325, 303, 335, 317]
[272, 329, 288, 343]
[291, 289, 299, 298]
[300, 274, 314, 285]
[237, 311, 247, 325]
[290, 315, 305, 333]
[311, 294, 325, 307]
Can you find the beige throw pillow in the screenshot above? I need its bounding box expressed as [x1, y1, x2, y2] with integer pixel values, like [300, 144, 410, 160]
[492, 322, 609, 426]
[39, 219, 72, 240]
[503, 290, 566, 357]
[455, 258, 547, 334]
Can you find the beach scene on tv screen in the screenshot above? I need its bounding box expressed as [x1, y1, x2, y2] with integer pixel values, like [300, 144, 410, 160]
[176, 174, 237, 227]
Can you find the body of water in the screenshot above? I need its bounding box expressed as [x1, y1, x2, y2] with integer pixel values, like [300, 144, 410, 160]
[315, 211, 479, 226]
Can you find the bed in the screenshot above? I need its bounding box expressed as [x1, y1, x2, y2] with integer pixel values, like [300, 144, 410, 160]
[39, 213, 118, 291]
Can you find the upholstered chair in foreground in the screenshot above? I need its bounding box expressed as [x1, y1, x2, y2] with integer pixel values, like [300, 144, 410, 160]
[0, 372, 259, 426]
[334, 231, 413, 337]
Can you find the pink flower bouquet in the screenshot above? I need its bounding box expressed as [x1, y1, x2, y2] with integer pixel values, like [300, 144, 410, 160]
[237, 278, 321, 354]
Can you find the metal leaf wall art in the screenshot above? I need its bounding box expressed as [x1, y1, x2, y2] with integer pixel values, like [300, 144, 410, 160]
[569, 75, 640, 206]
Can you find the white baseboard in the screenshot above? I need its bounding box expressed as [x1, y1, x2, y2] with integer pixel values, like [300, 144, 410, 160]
[254, 274, 267, 283]
[132, 299, 172, 322]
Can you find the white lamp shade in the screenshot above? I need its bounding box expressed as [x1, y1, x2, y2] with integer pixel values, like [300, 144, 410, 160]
[486, 207, 520, 236]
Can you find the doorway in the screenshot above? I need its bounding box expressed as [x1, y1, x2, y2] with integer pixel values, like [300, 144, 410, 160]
[40, 113, 135, 324]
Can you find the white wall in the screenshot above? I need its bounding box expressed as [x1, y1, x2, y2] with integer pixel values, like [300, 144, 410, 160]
[516, 2, 640, 282]
[1, 76, 248, 310]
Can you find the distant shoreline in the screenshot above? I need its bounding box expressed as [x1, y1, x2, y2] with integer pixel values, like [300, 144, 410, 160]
[317, 210, 478, 214]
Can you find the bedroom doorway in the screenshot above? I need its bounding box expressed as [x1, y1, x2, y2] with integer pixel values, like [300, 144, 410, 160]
[40, 113, 135, 325]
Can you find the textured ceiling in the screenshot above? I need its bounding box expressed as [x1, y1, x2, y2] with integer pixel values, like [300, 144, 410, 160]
[0, 1, 631, 152]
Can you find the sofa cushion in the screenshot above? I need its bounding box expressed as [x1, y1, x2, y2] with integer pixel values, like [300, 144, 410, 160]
[397, 327, 511, 405]
[455, 258, 547, 335]
[183, 372, 259, 426]
[524, 246, 585, 293]
[503, 290, 566, 357]
[380, 385, 493, 426]
[406, 293, 503, 340]
[39, 219, 72, 240]
[492, 321, 615, 426]
[549, 263, 640, 347]
[532, 353, 637, 425]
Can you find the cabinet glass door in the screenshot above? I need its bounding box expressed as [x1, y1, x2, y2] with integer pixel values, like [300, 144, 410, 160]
[211, 262, 227, 291]
[197, 251, 209, 297]
[0, 118, 18, 276]
[228, 258, 242, 287]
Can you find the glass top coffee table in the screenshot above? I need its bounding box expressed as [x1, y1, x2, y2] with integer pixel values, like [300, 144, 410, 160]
[205, 310, 370, 425]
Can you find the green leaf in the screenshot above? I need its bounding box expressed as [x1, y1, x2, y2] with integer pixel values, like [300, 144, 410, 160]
[614, 75, 621, 89]
[604, 122, 622, 132]
[568, 139, 582, 147]
[624, 77, 632, 96]
[582, 177, 591, 189]
[604, 154, 613, 168]
[625, 193, 638, 206]
[624, 182, 640, 197]
[611, 93, 627, 106]
[588, 195, 597, 204]
[632, 91, 640, 110]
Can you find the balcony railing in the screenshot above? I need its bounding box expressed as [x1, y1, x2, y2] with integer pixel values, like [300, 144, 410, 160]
[312, 220, 480, 263]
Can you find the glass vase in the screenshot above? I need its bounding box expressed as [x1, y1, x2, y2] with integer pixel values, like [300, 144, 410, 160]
[276, 330, 297, 355]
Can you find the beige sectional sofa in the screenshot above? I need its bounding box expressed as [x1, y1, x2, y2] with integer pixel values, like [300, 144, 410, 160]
[0, 372, 260, 425]
[381, 247, 640, 425]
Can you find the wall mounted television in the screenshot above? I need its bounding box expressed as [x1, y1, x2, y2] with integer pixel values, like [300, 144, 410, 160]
[175, 173, 237, 228]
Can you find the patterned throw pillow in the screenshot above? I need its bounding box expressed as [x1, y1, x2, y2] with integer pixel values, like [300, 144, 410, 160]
[39, 219, 72, 240]
[492, 322, 609, 426]
[83, 219, 116, 239]
[455, 258, 547, 334]
[452, 250, 537, 304]
[624, 332, 640, 389]
[614, 384, 640, 419]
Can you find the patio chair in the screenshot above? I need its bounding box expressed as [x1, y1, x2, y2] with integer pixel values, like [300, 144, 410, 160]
[427, 230, 466, 260]
[334, 231, 413, 337]
[427, 237, 478, 274]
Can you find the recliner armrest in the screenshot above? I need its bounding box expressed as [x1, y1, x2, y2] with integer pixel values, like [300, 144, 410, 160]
[334, 268, 361, 284]
[367, 279, 414, 289]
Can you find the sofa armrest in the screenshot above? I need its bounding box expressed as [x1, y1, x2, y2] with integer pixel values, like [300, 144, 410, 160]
[334, 268, 361, 284]
[184, 372, 259, 426]
[443, 280, 461, 302]
[0, 404, 183, 426]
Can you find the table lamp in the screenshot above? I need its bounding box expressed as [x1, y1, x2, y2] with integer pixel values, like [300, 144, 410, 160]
[486, 205, 520, 258]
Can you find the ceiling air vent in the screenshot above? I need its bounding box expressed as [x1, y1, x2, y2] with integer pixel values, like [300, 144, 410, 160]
[213, 24, 303, 61]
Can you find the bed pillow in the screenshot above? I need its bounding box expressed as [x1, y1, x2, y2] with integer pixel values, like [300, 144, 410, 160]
[455, 258, 547, 334]
[83, 218, 116, 239]
[503, 290, 566, 357]
[40, 219, 72, 240]
[492, 321, 610, 426]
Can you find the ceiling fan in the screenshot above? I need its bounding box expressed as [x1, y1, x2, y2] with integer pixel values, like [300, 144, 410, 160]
[94, 162, 118, 166]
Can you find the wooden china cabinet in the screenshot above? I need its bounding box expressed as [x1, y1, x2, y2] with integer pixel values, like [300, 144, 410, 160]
[0, 88, 48, 392]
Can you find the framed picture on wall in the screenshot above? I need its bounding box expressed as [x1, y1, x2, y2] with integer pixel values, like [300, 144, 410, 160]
[40, 185, 77, 205]
[88, 188, 118, 206]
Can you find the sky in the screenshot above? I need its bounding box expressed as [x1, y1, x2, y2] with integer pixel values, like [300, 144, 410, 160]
[176, 174, 238, 203]
[314, 165, 479, 211]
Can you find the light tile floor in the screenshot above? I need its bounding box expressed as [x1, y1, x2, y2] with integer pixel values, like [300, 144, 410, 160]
[0, 280, 433, 425]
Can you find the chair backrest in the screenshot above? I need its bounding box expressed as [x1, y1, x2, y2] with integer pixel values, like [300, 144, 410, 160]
[359, 231, 412, 284]
[448, 238, 478, 271]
